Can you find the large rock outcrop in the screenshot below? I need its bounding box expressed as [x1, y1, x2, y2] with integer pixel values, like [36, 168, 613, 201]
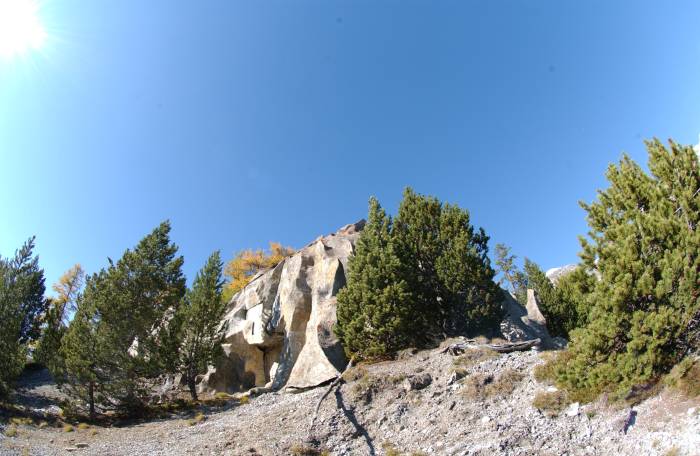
[199, 220, 551, 395]
[199, 221, 365, 395]
[499, 289, 552, 345]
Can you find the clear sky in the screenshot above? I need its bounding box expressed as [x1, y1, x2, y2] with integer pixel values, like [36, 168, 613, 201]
[1, 0, 699, 290]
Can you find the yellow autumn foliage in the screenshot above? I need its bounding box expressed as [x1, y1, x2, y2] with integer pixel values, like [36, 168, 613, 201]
[222, 242, 294, 302]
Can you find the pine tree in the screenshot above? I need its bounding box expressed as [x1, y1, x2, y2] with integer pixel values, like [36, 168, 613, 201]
[174, 251, 228, 400]
[335, 197, 416, 359]
[392, 188, 502, 339]
[494, 244, 528, 305]
[61, 221, 186, 414]
[35, 264, 85, 377]
[60, 275, 101, 419]
[553, 139, 700, 401]
[337, 189, 503, 358]
[0, 237, 49, 395]
[93, 221, 186, 412]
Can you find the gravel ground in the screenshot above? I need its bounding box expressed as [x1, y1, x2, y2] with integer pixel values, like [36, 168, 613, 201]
[1, 345, 699, 456]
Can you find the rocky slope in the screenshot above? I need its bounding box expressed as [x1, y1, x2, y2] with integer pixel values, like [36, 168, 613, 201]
[2, 343, 698, 455]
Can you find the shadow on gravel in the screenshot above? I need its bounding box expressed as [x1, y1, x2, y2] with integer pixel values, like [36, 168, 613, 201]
[335, 389, 375, 456]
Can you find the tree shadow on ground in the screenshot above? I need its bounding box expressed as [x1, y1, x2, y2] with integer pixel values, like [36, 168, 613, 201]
[334, 388, 375, 456]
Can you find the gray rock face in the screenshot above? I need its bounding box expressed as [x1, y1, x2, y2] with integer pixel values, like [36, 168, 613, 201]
[499, 289, 552, 345]
[199, 220, 365, 395]
[545, 264, 578, 285]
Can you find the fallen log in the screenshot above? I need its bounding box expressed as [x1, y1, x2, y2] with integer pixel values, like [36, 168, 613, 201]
[307, 357, 355, 439]
[440, 338, 541, 356]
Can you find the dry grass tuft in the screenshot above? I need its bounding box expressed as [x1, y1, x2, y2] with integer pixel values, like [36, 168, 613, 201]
[532, 390, 569, 417]
[188, 412, 206, 426]
[10, 417, 33, 426]
[381, 442, 402, 456]
[665, 357, 700, 398]
[664, 447, 680, 456]
[63, 424, 74, 433]
[452, 348, 500, 370]
[343, 365, 369, 382]
[5, 424, 18, 437]
[77, 422, 90, 430]
[350, 372, 385, 404]
[238, 395, 250, 405]
[289, 443, 330, 456]
[461, 369, 525, 401]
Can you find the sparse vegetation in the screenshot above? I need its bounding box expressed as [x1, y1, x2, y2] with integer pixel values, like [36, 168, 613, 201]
[664, 447, 680, 456]
[350, 372, 385, 403]
[532, 390, 569, 417]
[5, 424, 18, 437]
[452, 348, 500, 370]
[664, 357, 700, 397]
[461, 369, 524, 401]
[381, 442, 402, 456]
[289, 443, 330, 456]
[188, 412, 206, 426]
[63, 423, 74, 432]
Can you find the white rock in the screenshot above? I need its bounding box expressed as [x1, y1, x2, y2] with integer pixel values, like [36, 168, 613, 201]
[566, 402, 580, 417]
[481, 416, 491, 424]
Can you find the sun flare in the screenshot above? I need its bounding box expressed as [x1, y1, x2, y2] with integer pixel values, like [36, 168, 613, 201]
[0, 0, 47, 58]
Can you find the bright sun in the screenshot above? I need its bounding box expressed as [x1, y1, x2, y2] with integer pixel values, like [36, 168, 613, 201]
[0, 0, 47, 58]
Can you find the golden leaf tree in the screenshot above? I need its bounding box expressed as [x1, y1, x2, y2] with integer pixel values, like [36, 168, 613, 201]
[222, 242, 294, 302]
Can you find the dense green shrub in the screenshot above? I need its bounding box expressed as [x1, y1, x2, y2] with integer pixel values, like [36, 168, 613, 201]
[336, 188, 503, 359]
[550, 140, 700, 401]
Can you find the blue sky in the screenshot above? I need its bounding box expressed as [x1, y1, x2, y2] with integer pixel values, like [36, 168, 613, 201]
[1, 0, 699, 290]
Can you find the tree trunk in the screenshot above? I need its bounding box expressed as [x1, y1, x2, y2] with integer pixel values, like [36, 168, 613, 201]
[88, 381, 95, 421]
[188, 374, 198, 401]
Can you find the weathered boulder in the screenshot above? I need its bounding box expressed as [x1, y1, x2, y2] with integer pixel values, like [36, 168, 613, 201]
[499, 288, 552, 345]
[199, 220, 365, 395]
